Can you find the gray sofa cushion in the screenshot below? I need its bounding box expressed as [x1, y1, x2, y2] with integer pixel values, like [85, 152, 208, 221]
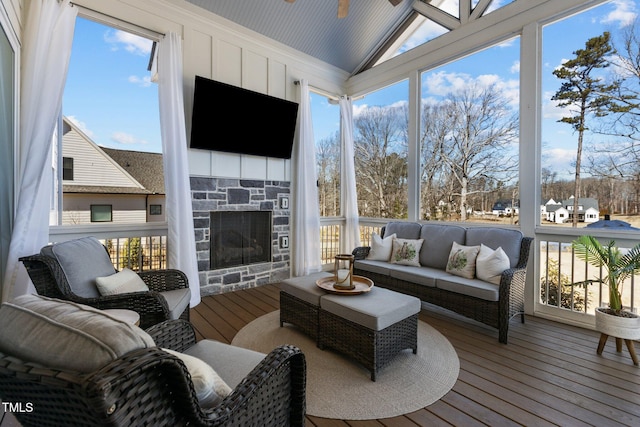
[419, 224, 466, 269]
[40, 237, 116, 298]
[465, 227, 523, 268]
[184, 339, 266, 389]
[436, 274, 500, 301]
[389, 265, 446, 287]
[383, 222, 422, 240]
[354, 259, 393, 276]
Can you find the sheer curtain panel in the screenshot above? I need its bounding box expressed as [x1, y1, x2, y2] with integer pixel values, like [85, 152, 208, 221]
[2, 0, 77, 302]
[339, 96, 361, 252]
[157, 32, 201, 307]
[291, 80, 322, 276]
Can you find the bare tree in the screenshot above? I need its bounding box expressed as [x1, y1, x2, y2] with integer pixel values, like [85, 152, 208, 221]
[435, 82, 518, 221]
[316, 131, 340, 216]
[353, 104, 408, 218]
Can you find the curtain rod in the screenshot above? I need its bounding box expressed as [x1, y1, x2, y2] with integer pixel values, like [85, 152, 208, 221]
[294, 80, 341, 101]
[70, 2, 164, 41]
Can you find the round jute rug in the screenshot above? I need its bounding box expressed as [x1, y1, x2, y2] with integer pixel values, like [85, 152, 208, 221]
[231, 310, 459, 420]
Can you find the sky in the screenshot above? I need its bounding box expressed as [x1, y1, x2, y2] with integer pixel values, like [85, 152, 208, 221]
[64, 0, 639, 181]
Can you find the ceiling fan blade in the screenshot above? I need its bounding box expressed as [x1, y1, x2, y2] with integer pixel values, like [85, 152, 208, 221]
[388, 0, 402, 5]
[338, 0, 349, 18]
[284, 0, 295, 3]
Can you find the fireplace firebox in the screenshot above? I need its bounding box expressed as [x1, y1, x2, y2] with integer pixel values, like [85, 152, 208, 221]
[210, 211, 272, 269]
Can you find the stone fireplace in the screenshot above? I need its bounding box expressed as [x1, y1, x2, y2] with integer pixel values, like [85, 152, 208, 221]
[190, 177, 291, 296]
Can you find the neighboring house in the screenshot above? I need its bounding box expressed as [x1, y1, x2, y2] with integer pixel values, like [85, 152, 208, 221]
[541, 197, 599, 224]
[61, 117, 165, 225]
[491, 200, 519, 216]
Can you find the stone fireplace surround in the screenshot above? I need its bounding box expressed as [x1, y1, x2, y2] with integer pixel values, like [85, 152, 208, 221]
[190, 177, 291, 296]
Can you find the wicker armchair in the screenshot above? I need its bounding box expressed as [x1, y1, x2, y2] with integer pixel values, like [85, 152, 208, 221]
[0, 318, 306, 427]
[20, 237, 190, 329]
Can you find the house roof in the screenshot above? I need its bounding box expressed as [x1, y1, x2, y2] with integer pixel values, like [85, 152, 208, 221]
[101, 148, 165, 194]
[185, 0, 415, 73]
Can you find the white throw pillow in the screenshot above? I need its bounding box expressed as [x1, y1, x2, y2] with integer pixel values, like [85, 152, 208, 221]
[95, 268, 149, 296]
[162, 348, 232, 408]
[390, 238, 424, 266]
[446, 242, 480, 279]
[367, 233, 396, 261]
[476, 244, 510, 285]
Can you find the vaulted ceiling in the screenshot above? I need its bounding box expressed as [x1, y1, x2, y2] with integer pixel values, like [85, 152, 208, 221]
[186, 0, 416, 74]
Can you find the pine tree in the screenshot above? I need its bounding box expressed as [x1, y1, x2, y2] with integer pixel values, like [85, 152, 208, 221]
[552, 32, 632, 227]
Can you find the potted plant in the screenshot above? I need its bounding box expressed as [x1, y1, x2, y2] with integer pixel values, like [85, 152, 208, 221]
[572, 235, 640, 363]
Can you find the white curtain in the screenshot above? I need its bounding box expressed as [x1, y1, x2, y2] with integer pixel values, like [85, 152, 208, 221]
[339, 96, 361, 252]
[157, 32, 201, 307]
[1, 0, 77, 302]
[291, 80, 322, 276]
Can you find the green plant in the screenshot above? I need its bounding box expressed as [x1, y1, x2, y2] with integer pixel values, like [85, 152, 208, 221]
[540, 259, 587, 312]
[572, 235, 640, 313]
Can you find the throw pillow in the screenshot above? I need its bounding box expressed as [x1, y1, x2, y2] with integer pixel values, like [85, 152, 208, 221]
[390, 238, 424, 266]
[95, 268, 149, 296]
[446, 242, 480, 279]
[366, 233, 396, 261]
[476, 244, 510, 285]
[0, 294, 155, 373]
[162, 348, 232, 408]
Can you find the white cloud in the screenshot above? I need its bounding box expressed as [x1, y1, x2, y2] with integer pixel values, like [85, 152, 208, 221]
[352, 103, 369, 117]
[66, 116, 94, 138]
[601, 0, 637, 28]
[128, 75, 152, 87]
[111, 131, 148, 145]
[104, 30, 153, 56]
[422, 70, 520, 108]
[510, 60, 520, 74]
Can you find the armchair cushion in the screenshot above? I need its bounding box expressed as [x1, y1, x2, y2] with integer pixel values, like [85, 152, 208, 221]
[40, 237, 116, 298]
[0, 294, 154, 373]
[96, 267, 149, 295]
[161, 347, 232, 408]
[161, 288, 192, 319]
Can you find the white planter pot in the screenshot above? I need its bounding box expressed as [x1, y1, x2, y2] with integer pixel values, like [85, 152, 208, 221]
[595, 307, 640, 340]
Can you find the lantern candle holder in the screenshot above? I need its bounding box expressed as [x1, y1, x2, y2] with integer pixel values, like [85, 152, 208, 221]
[334, 254, 355, 290]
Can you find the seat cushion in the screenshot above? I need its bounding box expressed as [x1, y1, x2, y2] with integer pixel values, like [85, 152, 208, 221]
[40, 237, 116, 298]
[96, 268, 149, 296]
[162, 347, 232, 408]
[435, 274, 500, 301]
[281, 271, 333, 306]
[0, 294, 155, 373]
[389, 265, 447, 288]
[353, 259, 392, 276]
[320, 287, 421, 331]
[161, 288, 191, 319]
[183, 340, 266, 389]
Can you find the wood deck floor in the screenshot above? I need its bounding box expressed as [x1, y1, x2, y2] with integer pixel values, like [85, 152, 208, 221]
[191, 283, 640, 427]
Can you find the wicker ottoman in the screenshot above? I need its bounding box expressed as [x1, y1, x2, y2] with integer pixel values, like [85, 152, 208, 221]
[280, 271, 333, 341]
[319, 287, 421, 381]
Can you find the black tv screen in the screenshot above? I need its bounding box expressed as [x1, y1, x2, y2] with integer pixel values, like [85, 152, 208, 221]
[190, 76, 299, 159]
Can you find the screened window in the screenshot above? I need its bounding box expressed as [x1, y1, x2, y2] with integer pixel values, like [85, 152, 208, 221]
[62, 157, 74, 181]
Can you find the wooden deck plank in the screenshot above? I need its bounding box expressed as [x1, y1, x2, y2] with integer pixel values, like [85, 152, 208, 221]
[186, 284, 636, 427]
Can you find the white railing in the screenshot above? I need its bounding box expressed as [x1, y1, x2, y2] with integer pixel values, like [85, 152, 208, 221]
[49, 223, 169, 272]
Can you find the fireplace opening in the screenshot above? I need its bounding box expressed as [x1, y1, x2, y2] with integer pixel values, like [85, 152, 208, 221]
[210, 211, 272, 269]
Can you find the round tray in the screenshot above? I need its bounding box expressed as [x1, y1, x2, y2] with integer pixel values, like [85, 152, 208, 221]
[316, 275, 374, 295]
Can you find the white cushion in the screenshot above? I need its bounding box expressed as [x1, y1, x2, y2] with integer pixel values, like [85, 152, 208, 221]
[390, 238, 424, 266]
[476, 244, 510, 285]
[95, 268, 149, 296]
[0, 294, 155, 373]
[446, 242, 480, 279]
[366, 232, 396, 261]
[162, 348, 232, 408]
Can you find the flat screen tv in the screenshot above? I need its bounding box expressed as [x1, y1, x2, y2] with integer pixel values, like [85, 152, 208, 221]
[190, 76, 299, 159]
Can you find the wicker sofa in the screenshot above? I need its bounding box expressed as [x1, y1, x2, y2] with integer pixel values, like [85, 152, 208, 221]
[0, 294, 306, 427]
[352, 222, 533, 343]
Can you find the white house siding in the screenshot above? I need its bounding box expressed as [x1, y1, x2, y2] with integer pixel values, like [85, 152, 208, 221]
[62, 194, 148, 225]
[74, 0, 348, 182]
[62, 128, 144, 189]
[146, 194, 166, 223]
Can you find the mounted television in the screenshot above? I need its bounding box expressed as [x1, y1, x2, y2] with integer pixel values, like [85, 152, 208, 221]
[190, 76, 299, 159]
